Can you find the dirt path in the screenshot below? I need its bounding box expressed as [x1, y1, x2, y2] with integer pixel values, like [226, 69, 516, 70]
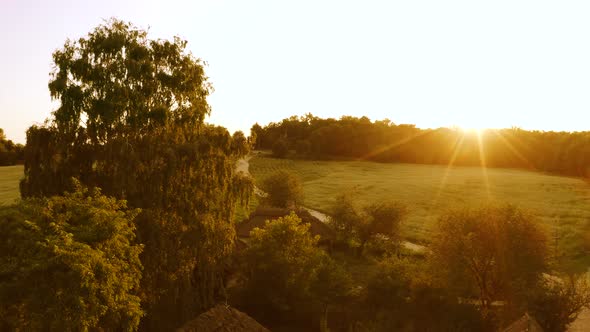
[235, 155, 251, 175]
[237, 156, 426, 253]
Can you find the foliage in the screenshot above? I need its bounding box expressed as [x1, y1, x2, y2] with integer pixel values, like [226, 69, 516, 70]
[238, 213, 350, 329]
[261, 170, 303, 208]
[20, 19, 253, 330]
[271, 138, 289, 158]
[430, 205, 549, 312]
[0, 181, 143, 331]
[527, 275, 590, 332]
[361, 257, 493, 331]
[253, 114, 590, 178]
[364, 201, 407, 243]
[0, 128, 24, 166]
[331, 193, 406, 253]
[331, 192, 363, 238]
[249, 155, 590, 271]
[295, 139, 311, 156]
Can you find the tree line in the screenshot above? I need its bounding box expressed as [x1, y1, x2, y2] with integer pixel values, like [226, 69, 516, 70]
[0, 129, 24, 166]
[251, 115, 590, 177]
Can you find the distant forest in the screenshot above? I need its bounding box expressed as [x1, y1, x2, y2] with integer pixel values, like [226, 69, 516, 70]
[252, 114, 590, 177]
[0, 129, 23, 166]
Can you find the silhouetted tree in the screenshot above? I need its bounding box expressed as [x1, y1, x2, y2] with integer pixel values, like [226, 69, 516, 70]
[431, 205, 549, 314]
[362, 257, 493, 331]
[527, 275, 590, 332]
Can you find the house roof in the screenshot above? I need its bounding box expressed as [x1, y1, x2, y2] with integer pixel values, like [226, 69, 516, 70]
[236, 206, 335, 242]
[502, 313, 544, 332]
[176, 304, 269, 332]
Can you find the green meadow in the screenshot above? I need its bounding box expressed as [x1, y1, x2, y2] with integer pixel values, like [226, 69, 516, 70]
[0, 165, 22, 205]
[4, 159, 589, 270]
[250, 156, 590, 271]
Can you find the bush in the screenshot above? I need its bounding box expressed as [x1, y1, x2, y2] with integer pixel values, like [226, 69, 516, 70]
[272, 139, 289, 158]
[262, 170, 303, 208]
[0, 181, 143, 331]
[237, 213, 350, 330]
[295, 139, 311, 156]
[362, 257, 493, 331]
[331, 193, 407, 254]
[527, 276, 590, 332]
[431, 205, 549, 312]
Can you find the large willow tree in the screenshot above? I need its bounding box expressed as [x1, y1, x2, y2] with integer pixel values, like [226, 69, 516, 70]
[20, 19, 252, 331]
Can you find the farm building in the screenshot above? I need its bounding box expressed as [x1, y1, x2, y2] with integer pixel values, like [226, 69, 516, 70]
[176, 304, 269, 332]
[502, 313, 543, 332]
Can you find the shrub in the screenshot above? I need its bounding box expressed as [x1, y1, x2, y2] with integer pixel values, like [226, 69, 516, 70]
[238, 213, 350, 330]
[431, 205, 549, 312]
[262, 170, 303, 208]
[272, 139, 289, 158]
[295, 139, 311, 156]
[527, 276, 590, 332]
[0, 181, 143, 331]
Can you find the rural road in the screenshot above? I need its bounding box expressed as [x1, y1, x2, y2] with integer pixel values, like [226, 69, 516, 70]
[236, 156, 426, 253]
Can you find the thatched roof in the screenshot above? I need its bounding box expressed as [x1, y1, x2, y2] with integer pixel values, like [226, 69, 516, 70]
[236, 206, 335, 243]
[177, 304, 269, 332]
[502, 313, 543, 332]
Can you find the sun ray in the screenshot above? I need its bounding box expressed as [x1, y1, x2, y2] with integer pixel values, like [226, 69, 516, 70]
[491, 129, 535, 170]
[359, 128, 434, 161]
[476, 130, 492, 200]
[432, 132, 465, 205]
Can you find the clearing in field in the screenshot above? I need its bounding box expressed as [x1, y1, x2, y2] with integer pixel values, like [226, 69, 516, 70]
[250, 156, 590, 271]
[0, 165, 22, 205]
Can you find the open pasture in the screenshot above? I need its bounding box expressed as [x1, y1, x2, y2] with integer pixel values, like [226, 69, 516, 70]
[250, 156, 590, 270]
[0, 166, 22, 205]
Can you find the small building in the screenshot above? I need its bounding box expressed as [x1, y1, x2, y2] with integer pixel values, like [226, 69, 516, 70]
[177, 304, 269, 332]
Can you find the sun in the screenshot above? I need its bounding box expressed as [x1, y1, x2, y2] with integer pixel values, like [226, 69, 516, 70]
[460, 127, 485, 138]
[456, 119, 488, 135]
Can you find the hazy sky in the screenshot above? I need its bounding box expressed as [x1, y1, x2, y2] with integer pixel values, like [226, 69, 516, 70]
[1, 0, 590, 143]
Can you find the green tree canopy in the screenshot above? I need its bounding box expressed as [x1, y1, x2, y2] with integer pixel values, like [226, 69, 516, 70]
[0, 182, 143, 331]
[19, 19, 253, 330]
[331, 193, 407, 253]
[261, 170, 303, 208]
[239, 213, 350, 330]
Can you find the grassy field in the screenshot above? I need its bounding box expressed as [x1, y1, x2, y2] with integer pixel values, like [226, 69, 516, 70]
[250, 156, 590, 271]
[0, 166, 23, 205]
